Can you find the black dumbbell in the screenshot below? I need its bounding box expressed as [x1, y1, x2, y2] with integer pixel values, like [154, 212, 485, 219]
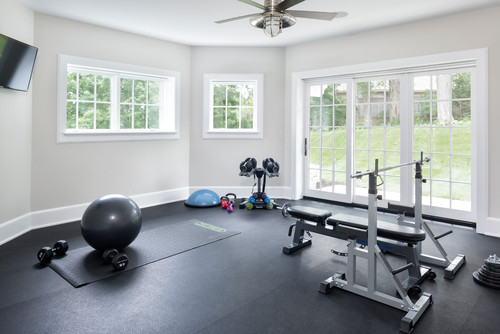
[102, 248, 129, 270]
[37, 240, 69, 264]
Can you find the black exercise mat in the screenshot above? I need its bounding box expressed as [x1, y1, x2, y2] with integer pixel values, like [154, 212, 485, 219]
[49, 219, 240, 288]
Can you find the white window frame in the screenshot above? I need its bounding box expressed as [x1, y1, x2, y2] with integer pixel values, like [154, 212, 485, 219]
[57, 54, 180, 143]
[203, 73, 264, 139]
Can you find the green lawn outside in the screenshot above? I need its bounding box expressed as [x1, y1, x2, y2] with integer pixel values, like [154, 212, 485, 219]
[309, 125, 471, 201]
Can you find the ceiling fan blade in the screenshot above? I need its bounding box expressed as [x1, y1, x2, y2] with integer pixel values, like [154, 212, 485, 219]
[276, 0, 306, 11]
[286, 10, 344, 21]
[215, 13, 260, 24]
[238, 0, 265, 10]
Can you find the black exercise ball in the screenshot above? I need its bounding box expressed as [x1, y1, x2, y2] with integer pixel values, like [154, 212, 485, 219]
[81, 194, 142, 251]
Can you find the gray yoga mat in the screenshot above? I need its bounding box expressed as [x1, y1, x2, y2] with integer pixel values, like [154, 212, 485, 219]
[49, 219, 240, 287]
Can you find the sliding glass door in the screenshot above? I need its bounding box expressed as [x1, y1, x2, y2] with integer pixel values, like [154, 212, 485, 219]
[305, 81, 351, 202]
[303, 68, 474, 220]
[412, 71, 472, 213]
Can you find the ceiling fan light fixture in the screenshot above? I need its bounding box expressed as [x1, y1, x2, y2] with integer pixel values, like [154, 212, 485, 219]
[263, 12, 283, 37]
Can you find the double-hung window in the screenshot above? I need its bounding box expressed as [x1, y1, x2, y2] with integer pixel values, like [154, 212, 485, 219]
[203, 73, 263, 139]
[57, 55, 180, 143]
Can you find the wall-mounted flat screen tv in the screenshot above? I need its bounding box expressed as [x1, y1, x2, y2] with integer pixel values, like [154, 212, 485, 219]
[0, 33, 38, 92]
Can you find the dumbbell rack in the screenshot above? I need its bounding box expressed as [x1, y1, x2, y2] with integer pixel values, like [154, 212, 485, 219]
[239, 165, 279, 210]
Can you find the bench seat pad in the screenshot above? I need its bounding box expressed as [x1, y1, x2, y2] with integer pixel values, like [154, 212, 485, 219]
[287, 206, 332, 224]
[327, 213, 426, 243]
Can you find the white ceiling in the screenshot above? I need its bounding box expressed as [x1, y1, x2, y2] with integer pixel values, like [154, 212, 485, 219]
[16, 0, 500, 47]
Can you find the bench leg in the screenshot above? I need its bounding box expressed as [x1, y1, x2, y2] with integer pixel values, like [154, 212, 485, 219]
[282, 220, 312, 254]
[400, 293, 433, 333]
[444, 254, 466, 279]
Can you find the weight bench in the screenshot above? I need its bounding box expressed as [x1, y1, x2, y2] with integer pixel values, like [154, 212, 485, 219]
[282, 157, 435, 333]
[282, 206, 435, 293]
[282, 205, 433, 332]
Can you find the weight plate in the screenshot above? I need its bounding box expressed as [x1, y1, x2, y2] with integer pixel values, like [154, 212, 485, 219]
[485, 254, 500, 269]
[484, 262, 500, 270]
[481, 263, 500, 274]
[478, 267, 500, 282]
[483, 262, 500, 273]
[282, 203, 290, 217]
[473, 271, 500, 289]
[477, 269, 500, 286]
[408, 285, 422, 297]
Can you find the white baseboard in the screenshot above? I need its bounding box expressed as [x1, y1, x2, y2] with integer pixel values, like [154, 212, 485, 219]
[0, 213, 32, 246]
[188, 186, 293, 200]
[0, 186, 292, 246]
[30, 203, 88, 230]
[130, 187, 189, 209]
[478, 217, 500, 238]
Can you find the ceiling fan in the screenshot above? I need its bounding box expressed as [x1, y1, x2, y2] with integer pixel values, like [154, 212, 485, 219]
[215, 0, 347, 38]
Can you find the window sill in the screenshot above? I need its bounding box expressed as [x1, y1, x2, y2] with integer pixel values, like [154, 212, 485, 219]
[202, 129, 263, 139]
[58, 130, 179, 143]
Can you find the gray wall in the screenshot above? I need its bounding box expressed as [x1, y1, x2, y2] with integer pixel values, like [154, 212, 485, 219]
[189, 47, 286, 189]
[284, 6, 500, 219]
[30, 14, 192, 211]
[0, 0, 34, 224]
